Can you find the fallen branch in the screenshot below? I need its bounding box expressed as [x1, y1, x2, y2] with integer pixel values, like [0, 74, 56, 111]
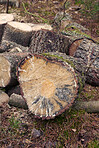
[22, 2, 48, 24]
[74, 101, 99, 113]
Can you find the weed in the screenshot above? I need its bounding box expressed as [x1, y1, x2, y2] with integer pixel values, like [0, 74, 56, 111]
[88, 139, 99, 148]
[9, 115, 21, 130]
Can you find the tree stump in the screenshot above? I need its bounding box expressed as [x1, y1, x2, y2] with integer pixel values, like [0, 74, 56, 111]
[0, 13, 14, 43]
[0, 52, 30, 87]
[2, 21, 32, 47]
[29, 29, 71, 54]
[17, 54, 78, 119]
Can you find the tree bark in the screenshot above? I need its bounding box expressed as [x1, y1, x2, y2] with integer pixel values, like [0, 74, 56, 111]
[0, 13, 14, 43]
[29, 29, 72, 54]
[0, 52, 30, 87]
[17, 54, 78, 119]
[72, 39, 99, 86]
[0, 40, 28, 53]
[2, 21, 32, 47]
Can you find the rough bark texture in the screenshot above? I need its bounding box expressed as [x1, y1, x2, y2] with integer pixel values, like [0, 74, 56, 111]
[73, 39, 99, 86]
[29, 29, 72, 54]
[9, 93, 28, 109]
[2, 21, 32, 47]
[0, 52, 30, 87]
[0, 13, 14, 43]
[0, 40, 28, 53]
[17, 54, 78, 119]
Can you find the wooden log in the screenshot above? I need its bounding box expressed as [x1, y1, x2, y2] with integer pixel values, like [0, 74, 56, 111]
[29, 29, 72, 54]
[9, 93, 28, 109]
[0, 52, 30, 87]
[2, 21, 32, 47]
[0, 90, 9, 106]
[0, 13, 14, 43]
[17, 54, 78, 119]
[74, 101, 99, 113]
[0, 40, 28, 53]
[27, 23, 53, 31]
[42, 51, 99, 86]
[72, 39, 99, 86]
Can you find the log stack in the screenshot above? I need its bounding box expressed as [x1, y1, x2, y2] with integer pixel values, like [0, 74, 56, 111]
[0, 13, 99, 118]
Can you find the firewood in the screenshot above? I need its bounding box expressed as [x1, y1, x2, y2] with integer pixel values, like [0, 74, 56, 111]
[9, 93, 28, 109]
[0, 52, 30, 87]
[0, 90, 9, 106]
[0, 40, 28, 53]
[29, 29, 71, 54]
[74, 101, 99, 113]
[0, 13, 14, 43]
[17, 54, 78, 119]
[73, 39, 99, 86]
[2, 21, 32, 47]
[69, 39, 83, 56]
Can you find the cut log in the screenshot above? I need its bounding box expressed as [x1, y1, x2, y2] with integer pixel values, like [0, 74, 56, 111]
[73, 39, 99, 86]
[29, 29, 72, 54]
[0, 90, 9, 106]
[0, 52, 30, 87]
[0, 40, 28, 53]
[74, 101, 99, 113]
[9, 93, 28, 109]
[69, 39, 83, 56]
[0, 13, 14, 43]
[2, 21, 32, 47]
[17, 54, 78, 119]
[27, 23, 53, 31]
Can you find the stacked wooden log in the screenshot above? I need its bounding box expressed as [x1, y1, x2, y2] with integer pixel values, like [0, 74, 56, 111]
[0, 13, 99, 119]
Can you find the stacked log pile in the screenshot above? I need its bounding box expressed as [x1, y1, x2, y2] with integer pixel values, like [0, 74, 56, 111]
[0, 13, 99, 119]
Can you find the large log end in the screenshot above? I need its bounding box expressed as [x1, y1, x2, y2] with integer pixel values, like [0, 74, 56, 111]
[17, 54, 78, 119]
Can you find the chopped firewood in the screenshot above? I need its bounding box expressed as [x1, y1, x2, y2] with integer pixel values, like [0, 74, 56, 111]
[0, 13, 14, 42]
[2, 21, 32, 47]
[73, 39, 99, 86]
[29, 29, 72, 54]
[0, 52, 30, 87]
[17, 54, 78, 119]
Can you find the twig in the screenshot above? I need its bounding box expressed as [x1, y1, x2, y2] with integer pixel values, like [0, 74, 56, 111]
[22, 2, 48, 23]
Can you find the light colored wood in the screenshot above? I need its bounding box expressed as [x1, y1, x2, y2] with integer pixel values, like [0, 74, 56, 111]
[18, 54, 78, 119]
[0, 52, 30, 87]
[0, 13, 14, 42]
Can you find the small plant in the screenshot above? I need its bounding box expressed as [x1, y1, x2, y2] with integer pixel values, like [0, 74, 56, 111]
[9, 115, 21, 130]
[88, 139, 99, 148]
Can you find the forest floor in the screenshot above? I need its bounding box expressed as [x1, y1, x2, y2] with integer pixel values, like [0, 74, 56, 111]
[0, 0, 99, 147]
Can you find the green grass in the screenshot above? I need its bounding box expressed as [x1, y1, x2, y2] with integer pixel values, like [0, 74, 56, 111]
[88, 139, 99, 148]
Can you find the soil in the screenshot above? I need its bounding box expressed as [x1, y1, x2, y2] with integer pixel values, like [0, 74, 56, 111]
[0, 0, 99, 147]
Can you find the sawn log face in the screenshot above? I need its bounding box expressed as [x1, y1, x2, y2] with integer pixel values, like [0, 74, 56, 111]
[17, 54, 78, 119]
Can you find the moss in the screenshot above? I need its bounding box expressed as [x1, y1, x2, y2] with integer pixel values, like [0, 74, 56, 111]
[65, 25, 92, 39]
[42, 53, 75, 68]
